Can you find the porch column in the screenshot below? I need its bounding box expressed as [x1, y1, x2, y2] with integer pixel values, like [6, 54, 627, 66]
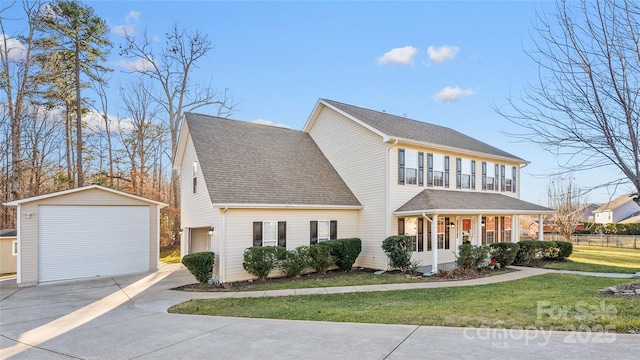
[431, 214, 438, 272]
[511, 214, 517, 243]
[538, 214, 544, 241]
[181, 227, 190, 258]
[477, 214, 483, 246]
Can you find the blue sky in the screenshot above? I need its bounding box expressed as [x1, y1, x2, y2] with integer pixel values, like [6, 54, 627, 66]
[5, 0, 633, 205]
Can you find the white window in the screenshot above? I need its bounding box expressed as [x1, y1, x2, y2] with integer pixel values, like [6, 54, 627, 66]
[404, 217, 418, 251]
[263, 221, 278, 247]
[12, 240, 18, 256]
[433, 154, 444, 187]
[405, 150, 418, 185]
[192, 161, 198, 193]
[461, 159, 472, 189]
[486, 162, 495, 190]
[318, 220, 330, 242]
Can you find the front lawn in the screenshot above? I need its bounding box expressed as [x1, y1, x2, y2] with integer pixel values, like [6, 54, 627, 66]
[544, 245, 640, 273]
[160, 248, 181, 263]
[169, 274, 640, 332]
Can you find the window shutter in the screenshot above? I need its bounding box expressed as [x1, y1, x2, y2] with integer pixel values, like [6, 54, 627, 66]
[278, 221, 286, 247]
[456, 158, 462, 189]
[471, 160, 476, 190]
[398, 149, 405, 185]
[427, 221, 432, 251]
[253, 222, 263, 247]
[417, 217, 424, 252]
[482, 162, 487, 190]
[310, 221, 318, 245]
[398, 217, 405, 235]
[192, 177, 197, 193]
[418, 152, 424, 186]
[330, 220, 337, 240]
[501, 165, 506, 192]
[427, 153, 433, 187]
[444, 156, 450, 188]
[495, 164, 500, 191]
[444, 217, 450, 249]
[512, 166, 517, 192]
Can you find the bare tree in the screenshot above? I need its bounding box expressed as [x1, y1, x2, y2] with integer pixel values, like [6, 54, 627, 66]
[1, 0, 43, 202]
[546, 176, 586, 241]
[120, 24, 236, 236]
[496, 0, 640, 204]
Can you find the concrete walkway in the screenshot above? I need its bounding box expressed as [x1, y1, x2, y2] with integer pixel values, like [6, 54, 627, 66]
[1, 264, 638, 359]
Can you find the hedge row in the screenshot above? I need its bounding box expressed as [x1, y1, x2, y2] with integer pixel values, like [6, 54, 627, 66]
[578, 222, 640, 235]
[514, 240, 573, 264]
[242, 238, 362, 280]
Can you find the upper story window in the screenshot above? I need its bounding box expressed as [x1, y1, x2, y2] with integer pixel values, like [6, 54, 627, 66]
[426, 153, 449, 188]
[482, 162, 497, 191]
[192, 161, 198, 193]
[12, 240, 18, 256]
[456, 158, 475, 190]
[398, 149, 424, 186]
[505, 166, 517, 192]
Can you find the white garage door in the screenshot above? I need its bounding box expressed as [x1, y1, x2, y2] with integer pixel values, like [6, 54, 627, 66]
[39, 205, 150, 282]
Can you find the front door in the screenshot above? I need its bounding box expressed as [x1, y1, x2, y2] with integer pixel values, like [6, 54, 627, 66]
[461, 218, 473, 244]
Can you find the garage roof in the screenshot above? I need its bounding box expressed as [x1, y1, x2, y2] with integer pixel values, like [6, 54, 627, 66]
[3, 185, 168, 207]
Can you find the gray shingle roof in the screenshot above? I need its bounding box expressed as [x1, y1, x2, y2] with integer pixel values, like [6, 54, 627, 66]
[594, 193, 638, 212]
[396, 189, 553, 214]
[185, 113, 361, 207]
[321, 99, 525, 162]
[0, 229, 17, 237]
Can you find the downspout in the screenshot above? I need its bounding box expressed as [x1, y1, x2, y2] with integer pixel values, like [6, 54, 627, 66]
[221, 206, 229, 282]
[386, 139, 398, 238]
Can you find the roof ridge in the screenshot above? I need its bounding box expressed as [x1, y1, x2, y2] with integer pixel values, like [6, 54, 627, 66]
[186, 112, 297, 132]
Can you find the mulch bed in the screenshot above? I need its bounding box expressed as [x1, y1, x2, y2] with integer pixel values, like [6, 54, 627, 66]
[171, 267, 509, 292]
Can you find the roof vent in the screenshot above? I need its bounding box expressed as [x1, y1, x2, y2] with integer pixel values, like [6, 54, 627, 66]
[403, 113, 407, 118]
[382, 110, 386, 113]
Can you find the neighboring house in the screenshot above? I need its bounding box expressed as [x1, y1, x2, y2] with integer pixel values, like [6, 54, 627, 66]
[0, 229, 17, 274]
[175, 99, 553, 283]
[593, 194, 640, 224]
[4, 185, 167, 286]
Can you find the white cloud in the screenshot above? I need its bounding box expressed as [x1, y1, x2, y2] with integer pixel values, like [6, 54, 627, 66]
[112, 10, 140, 36]
[377, 46, 418, 65]
[433, 86, 476, 103]
[252, 119, 291, 129]
[427, 45, 460, 64]
[83, 109, 134, 134]
[117, 57, 155, 71]
[0, 35, 27, 62]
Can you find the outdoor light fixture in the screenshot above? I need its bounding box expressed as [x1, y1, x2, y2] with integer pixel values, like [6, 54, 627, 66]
[481, 221, 486, 227]
[208, 226, 214, 236]
[179, 228, 183, 236]
[449, 222, 455, 228]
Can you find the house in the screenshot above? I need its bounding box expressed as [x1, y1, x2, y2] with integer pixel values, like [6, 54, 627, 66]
[593, 194, 640, 224]
[4, 185, 167, 286]
[0, 229, 17, 275]
[175, 99, 553, 283]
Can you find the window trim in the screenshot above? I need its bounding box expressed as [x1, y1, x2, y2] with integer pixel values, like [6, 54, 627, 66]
[262, 221, 278, 247]
[317, 220, 331, 242]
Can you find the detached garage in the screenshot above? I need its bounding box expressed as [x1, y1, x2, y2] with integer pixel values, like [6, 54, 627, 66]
[4, 185, 167, 286]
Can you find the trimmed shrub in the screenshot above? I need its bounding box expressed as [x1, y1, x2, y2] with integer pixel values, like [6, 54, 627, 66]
[308, 244, 333, 275]
[279, 246, 310, 278]
[242, 246, 279, 280]
[489, 242, 520, 267]
[322, 238, 362, 271]
[555, 241, 573, 259]
[381, 235, 412, 272]
[536, 241, 560, 260]
[456, 243, 489, 269]
[181, 251, 215, 284]
[515, 240, 537, 264]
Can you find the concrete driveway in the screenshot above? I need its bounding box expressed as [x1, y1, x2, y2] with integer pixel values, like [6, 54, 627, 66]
[1, 264, 637, 359]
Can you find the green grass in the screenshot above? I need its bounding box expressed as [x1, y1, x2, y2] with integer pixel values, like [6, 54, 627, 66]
[544, 246, 640, 273]
[212, 269, 510, 292]
[169, 274, 640, 332]
[160, 248, 181, 263]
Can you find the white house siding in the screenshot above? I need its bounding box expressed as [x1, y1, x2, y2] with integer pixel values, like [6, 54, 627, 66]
[179, 134, 220, 261]
[308, 107, 388, 270]
[594, 211, 613, 224]
[221, 208, 359, 282]
[613, 200, 640, 223]
[17, 188, 159, 285]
